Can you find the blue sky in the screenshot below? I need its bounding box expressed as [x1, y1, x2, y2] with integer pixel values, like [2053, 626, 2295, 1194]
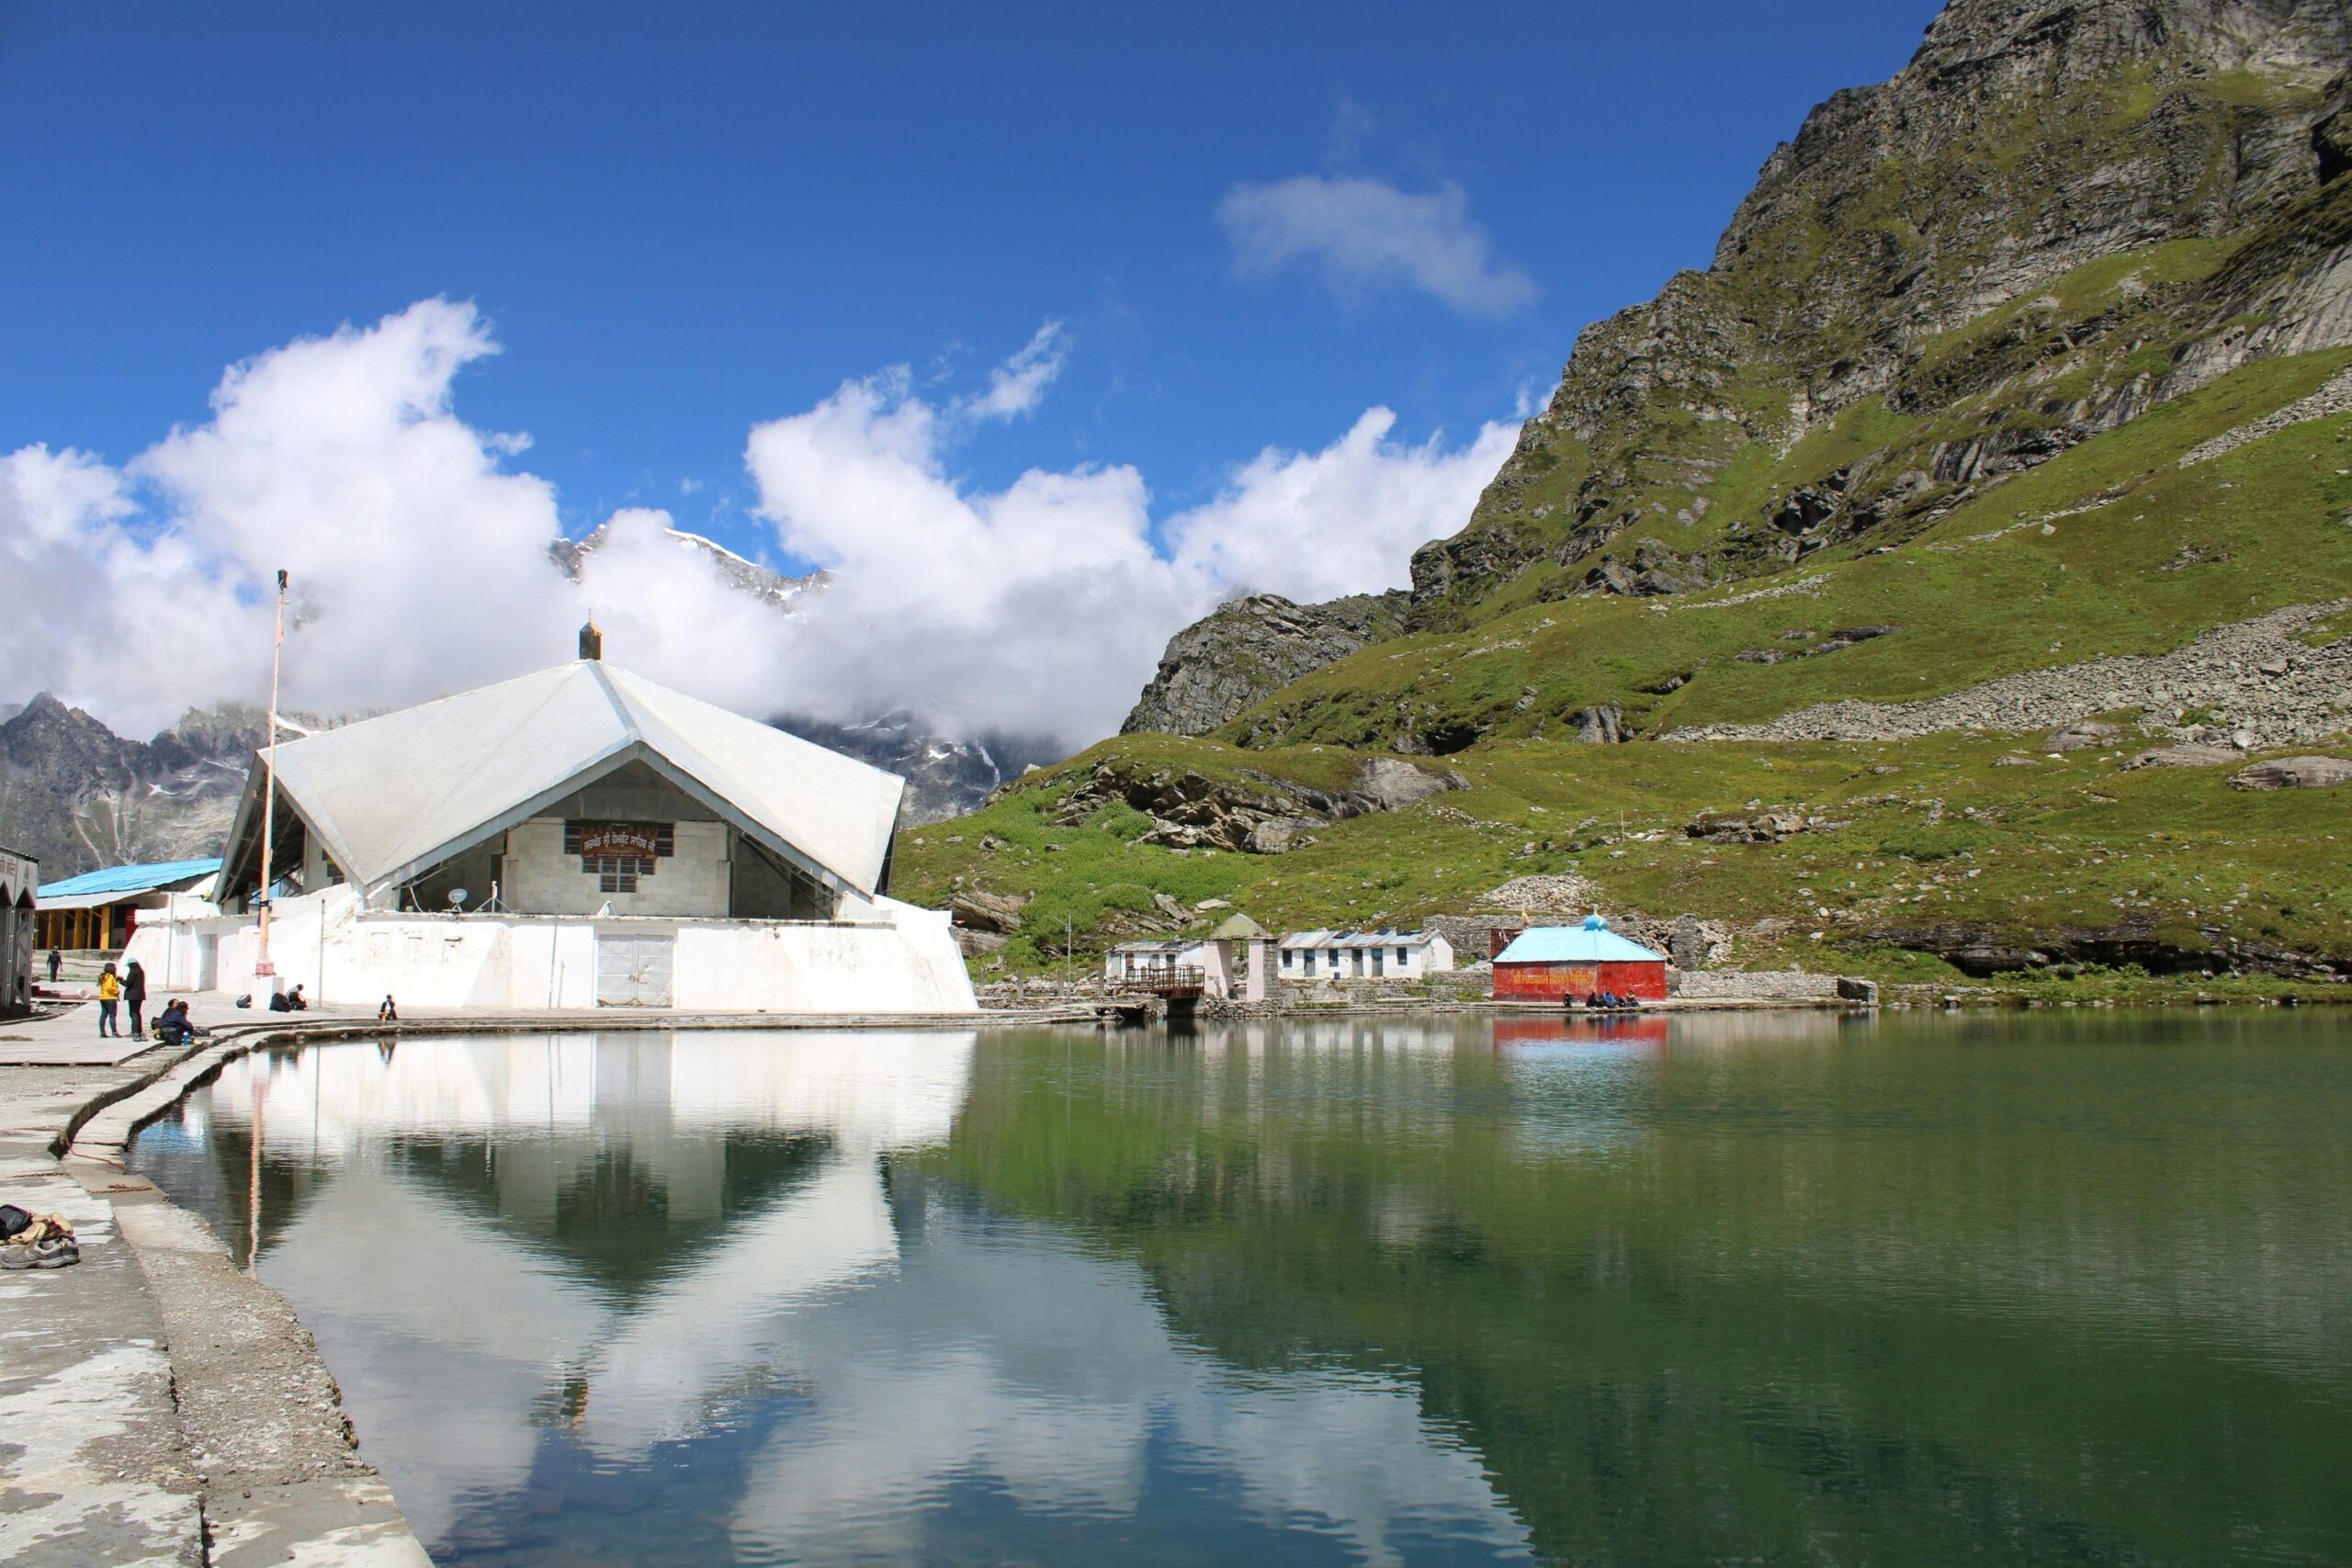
[4, 0, 1942, 545]
[0, 0, 1948, 741]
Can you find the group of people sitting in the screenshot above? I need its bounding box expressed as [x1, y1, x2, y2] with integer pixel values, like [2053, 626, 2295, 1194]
[1573, 990, 1644, 1011]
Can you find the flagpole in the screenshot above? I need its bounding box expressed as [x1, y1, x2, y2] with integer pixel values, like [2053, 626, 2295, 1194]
[254, 570, 287, 983]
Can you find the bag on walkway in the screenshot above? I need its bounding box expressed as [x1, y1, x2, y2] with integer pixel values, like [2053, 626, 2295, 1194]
[0, 1210, 78, 1269]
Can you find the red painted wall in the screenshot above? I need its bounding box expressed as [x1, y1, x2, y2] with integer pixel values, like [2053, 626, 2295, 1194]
[1493, 1016, 1668, 1046]
[1493, 959, 1668, 1003]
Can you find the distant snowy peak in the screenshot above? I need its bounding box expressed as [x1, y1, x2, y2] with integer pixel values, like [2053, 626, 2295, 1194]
[548, 524, 825, 612]
[541, 525, 1064, 820]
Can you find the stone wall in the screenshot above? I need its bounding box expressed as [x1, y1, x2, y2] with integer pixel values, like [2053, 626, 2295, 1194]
[1668, 969, 1877, 1003]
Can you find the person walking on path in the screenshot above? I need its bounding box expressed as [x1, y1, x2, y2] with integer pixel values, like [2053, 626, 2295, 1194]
[96, 963, 122, 1038]
[46, 948, 61, 984]
[122, 959, 148, 1036]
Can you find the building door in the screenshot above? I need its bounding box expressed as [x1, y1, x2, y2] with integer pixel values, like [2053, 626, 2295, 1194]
[595, 933, 674, 1007]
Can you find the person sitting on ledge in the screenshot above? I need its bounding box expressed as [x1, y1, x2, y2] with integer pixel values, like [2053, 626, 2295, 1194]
[153, 998, 202, 1049]
[378, 994, 398, 1022]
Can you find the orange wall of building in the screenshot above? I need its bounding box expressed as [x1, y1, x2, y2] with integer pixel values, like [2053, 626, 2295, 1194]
[1493, 959, 1668, 1002]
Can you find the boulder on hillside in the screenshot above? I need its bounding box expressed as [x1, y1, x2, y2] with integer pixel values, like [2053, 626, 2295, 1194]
[1569, 705, 1626, 744]
[2229, 755, 2352, 791]
[1352, 757, 1468, 810]
[1687, 808, 1810, 843]
[950, 890, 1027, 934]
[1248, 818, 1318, 854]
[2124, 743, 2242, 770]
[2045, 719, 2120, 751]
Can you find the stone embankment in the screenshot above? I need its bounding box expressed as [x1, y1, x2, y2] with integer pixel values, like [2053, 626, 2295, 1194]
[1663, 601, 2352, 750]
[1670, 970, 1877, 1003]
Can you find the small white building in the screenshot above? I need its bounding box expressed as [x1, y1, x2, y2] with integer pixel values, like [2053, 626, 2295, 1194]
[125, 646, 974, 1015]
[1276, 928, 1454, 982]
[1105, 914, 1275, 1002]
[1104, 938, 1209, 985]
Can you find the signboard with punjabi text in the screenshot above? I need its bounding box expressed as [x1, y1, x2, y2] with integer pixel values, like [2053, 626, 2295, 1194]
[577, 823, 664, 861]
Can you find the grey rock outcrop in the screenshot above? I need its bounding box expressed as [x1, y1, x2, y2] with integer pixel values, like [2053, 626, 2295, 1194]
[2126, 743, 2244, 769]
[1352, 756, 1468, 811]
[2230, 754, 2352, 788]
[1122, 592, 1409, 737]
[1687, 808, 1815, 844]
[1569, 705, 1627, 744]
[1049, 754, 1463, 854]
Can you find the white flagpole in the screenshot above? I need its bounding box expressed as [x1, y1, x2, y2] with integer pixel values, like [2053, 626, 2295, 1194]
[254, 570, 287, 982]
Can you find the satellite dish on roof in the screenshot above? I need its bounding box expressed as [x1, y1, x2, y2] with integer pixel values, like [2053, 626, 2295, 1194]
[447, 888, 469, 908]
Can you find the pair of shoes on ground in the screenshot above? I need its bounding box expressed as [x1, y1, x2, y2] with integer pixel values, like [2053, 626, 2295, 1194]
[0, 1237, 80, 1269]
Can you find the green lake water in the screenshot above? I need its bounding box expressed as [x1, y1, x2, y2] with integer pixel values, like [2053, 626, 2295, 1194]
[130, 1010, 2352, 1566]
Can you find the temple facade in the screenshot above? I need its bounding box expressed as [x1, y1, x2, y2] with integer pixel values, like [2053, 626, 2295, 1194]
[125, 650, 974, 1015]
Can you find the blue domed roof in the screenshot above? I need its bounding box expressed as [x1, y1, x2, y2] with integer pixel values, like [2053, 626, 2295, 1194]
[1496, 917, 1665, 965]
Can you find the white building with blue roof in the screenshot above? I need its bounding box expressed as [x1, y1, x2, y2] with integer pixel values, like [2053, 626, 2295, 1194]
[34, 857, 220, 953]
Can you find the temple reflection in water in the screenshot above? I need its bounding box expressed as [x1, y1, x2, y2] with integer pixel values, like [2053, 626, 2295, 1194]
[153, 1028, 1537, 1562]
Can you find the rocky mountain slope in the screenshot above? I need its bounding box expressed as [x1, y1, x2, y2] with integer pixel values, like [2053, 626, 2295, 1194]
[1121, 592, 1408, 736]
[0, 695, 275, 878]
[905, 0, 2352, 988]
[774, 712, 1063, 827]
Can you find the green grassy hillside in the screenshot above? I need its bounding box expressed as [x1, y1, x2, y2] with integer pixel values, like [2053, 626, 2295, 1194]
[892, 8, 2352, 996]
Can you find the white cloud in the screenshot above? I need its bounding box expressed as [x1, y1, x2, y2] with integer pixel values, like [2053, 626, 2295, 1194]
[746, 378, 1513, 744]
[956, 321, 1068, 423]
[1167, 408, 1518, 605]
[0, 299, 792, 737]
[2, 300, 1513, 755]
[1217, 175, 1537, 315]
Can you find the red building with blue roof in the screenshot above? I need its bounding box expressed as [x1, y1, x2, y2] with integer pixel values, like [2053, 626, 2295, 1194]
[1492, 915, 1669, 1003]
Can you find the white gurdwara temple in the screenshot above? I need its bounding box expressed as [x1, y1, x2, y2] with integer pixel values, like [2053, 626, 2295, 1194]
[126, 645, 976, 1015]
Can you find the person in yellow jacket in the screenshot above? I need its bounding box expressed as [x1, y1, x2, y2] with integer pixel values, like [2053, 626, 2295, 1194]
[96, 963, 122, 1039]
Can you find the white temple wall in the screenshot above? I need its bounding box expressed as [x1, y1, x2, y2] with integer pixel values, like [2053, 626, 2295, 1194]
[126, 887, 976, 1015]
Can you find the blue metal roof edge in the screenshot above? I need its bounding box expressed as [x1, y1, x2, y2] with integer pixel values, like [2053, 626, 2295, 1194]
[36, 857, 223, 899]
[1494, 923, 1667, 965]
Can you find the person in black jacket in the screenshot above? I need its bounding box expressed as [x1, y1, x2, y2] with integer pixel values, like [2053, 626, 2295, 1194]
[154, 998, 201, 1048]
[122, 960, 148, 1035]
